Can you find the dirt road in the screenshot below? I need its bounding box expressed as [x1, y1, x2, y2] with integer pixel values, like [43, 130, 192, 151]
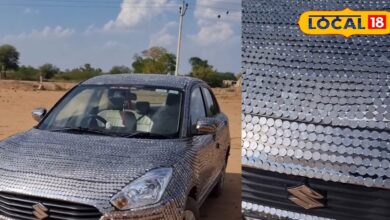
[0, 80, 241, 220]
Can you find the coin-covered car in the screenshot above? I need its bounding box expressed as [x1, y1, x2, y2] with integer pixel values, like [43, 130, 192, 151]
[0, 74, 230, 220]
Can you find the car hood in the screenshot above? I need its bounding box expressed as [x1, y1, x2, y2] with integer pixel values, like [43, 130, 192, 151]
[0, 129, 190, 212]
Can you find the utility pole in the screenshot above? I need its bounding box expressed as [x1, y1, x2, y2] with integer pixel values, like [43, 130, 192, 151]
[174, 0, 188, 76]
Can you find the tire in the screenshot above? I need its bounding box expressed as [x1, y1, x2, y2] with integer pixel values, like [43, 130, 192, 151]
[210, 164, 227, 198]
[183, 197, 200, 220]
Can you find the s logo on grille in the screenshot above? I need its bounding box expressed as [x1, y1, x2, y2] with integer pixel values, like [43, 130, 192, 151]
[288, 185, 325, 209]
[32, 203, 49, 220]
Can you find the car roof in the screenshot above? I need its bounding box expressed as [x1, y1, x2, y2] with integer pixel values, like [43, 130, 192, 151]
[81, 74, 204, 89]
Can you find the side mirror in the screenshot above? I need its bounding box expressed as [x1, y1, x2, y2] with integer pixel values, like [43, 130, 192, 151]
[32, 108, 47, 122]
[195, 119, 218, 135]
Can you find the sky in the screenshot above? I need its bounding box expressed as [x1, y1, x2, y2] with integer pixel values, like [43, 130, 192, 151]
[0, 0, 241, 74]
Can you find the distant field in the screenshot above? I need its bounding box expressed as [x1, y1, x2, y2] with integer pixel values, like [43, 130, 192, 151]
[0, 80, 75, 91]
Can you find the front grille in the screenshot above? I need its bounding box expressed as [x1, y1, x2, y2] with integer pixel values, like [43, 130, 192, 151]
[0, 192, 102, 220]
[242, 166, 390, 220]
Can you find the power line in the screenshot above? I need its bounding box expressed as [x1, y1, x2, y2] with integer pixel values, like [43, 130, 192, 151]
[189, 3, 240, 12]
[3, 0, 123, 2]
[22, 0, 239, 4]
[0, 2, 179, 9]
[193, 0, 241, 6]
[47, 0, 241, 6]
[0, 0, 241, 11]
[173, 0, 240, 6]
[0, 1, 241, 22]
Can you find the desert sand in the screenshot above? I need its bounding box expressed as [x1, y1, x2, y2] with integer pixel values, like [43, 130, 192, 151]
[0, 80, 241, 220]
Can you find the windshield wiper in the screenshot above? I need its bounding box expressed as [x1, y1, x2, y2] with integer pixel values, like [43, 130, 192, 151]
[122, 132, 172, 139]
[48, 127, 115, 136]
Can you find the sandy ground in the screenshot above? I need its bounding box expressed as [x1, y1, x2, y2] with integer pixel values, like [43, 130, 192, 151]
[0, 80, 241, 219]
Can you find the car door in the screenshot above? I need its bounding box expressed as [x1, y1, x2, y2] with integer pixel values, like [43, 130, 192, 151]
[201, 87, 230, 177]
[189, 87, 216, 198]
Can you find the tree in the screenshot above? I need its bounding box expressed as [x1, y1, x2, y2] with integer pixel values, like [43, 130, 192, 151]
[189, 57, 216, 84]
[109, 65, 132, 74]
[54, 64, 102, 81]
[39, 64, 60, 80]
[0, 44, 19, 79]
[189, 57, 237, 87]
[218, 72, 237, 81]
[9, 65, 39, 81]
[189, 57, 210, 70]
[143, 47, 167, 59]
[132, 47, 176, 74]
[38, 64, 60, 89]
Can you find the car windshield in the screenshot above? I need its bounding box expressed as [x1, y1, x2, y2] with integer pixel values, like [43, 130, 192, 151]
[38, 85, 183, 138]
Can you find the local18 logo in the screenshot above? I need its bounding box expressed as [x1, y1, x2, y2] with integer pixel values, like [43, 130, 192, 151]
[298, 8, 390, 37]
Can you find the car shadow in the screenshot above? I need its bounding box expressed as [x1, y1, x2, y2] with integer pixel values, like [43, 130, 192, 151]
[200, 172, 242, 220]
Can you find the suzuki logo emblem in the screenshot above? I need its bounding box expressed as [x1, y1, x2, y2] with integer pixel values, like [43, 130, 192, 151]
[288, 185, 325, 209]
[32, 203, 49, 220]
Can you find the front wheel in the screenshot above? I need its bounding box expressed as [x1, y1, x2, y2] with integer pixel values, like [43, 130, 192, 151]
[183, 197, 199, 220]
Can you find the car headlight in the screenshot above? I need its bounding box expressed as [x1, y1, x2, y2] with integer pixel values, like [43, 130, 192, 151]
[110, 168, 173, 210]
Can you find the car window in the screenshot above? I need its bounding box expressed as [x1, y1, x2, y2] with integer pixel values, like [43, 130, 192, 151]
[190, 88, 206, 127]
[202, 87, 220, 117]
[54, 88, 96, 124]
[39, 85, 183, 137]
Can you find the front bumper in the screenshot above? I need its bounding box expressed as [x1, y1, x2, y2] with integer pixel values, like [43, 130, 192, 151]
[0, 201, 183, 220]
[242, 201, 333, 220]
[100, 201, 183, 220]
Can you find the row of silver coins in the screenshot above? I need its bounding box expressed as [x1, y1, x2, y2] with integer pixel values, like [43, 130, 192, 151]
[241, 135, 390, 168]
[242, 139, 390, 163]
[241, 120, 390, 141]
[243, 43, 389, 54]
[243, 88, 389, 104]
[243, 77, 390, 93]
[242, 148, 390, 176]
[241, 119, 390, 151]
[243, 62, 388, 74]
[242, 59, 388, 73]
[241, 49, 390, 68]
[242, 48, 389, 61]
[242, 104, 390, 130]
[242, 32, 390, 46]
[242, 41, 390, 55]
[241, 116, 390, 145]
[243, 65, 389, 79]
[241, 113, 390, 188]
[242, 155, 390, 188]
[242, 0, 390, 15]
[242, 201, 335, 220]
[242, 53, 390, 65]
[242, 52, 390, 68]
[242, 0, 390, 8]
[242, 99, 390, 121]
[244, 94, 389, 106]
[243, 67, 389, 81]
[242, 114, 390, 138]
[242, 38, 390, 50]
[243, 0, 390, 4]
[243, 74, 389, 92]
[242, 72, 390, 129]
[242, 145, 390, 177]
